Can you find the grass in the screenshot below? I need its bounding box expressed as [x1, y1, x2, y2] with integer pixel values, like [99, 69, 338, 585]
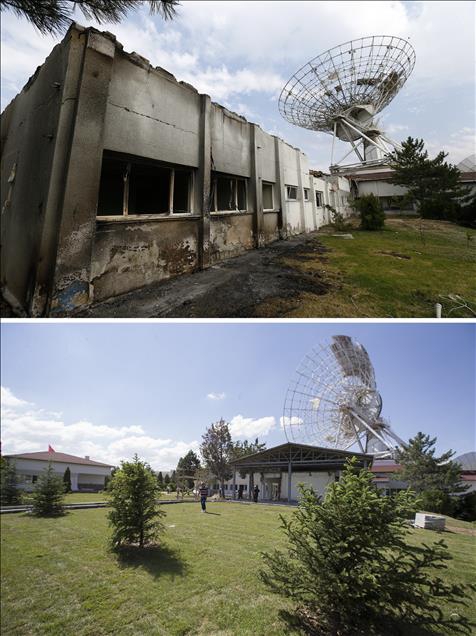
[263, 217, 476, 318]
[1, 503, 475, 635]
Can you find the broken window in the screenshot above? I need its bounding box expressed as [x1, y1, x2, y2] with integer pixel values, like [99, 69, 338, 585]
[304, 188, 310, 201]
[315, 191, 324, 207]
[96, 152, 193, 217]
[262, 182, 274, 210]
[286, 185, 298, 200]
[211, 173, 248, 212]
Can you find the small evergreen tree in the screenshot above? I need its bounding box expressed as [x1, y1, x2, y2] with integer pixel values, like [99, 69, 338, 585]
[0, 457, 21, 505]
[260, 459, 474, 635]
[176, 451, 201, 489]
[164, 473, 170, 487]
[351, 193, 385, 230]
[63, 466, 72, 493]
[31, 463, 65, 516]
[396, 432, 468, 515]
[157, 471, 164, 487]
[388, 137, 469, 222]
[108, 455, 165, 549]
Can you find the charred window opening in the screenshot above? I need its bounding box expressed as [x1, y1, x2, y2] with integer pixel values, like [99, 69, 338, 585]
[304, 188, 310, 201]
[286, 185, 298, 200]
[315, 191, 324, 207]
[262, 182, 274, 210]
[211, 173, 248, 212]
[96, 153, 193, 217]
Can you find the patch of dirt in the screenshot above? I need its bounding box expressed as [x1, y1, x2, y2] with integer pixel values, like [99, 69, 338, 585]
[445, 525, 476, 536]
[378, 250, 411, 260]
[80, 233, 336, 318]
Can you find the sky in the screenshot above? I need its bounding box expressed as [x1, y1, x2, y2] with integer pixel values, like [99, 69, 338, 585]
[1, 1, 474, 171]
[1, 322, 474, 469]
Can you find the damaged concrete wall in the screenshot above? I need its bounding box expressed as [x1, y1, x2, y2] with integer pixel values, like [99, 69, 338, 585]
[0, 33, 75, 314]
[1, 24, 354, 316]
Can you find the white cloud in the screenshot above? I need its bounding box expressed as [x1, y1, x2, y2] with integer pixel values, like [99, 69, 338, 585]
[280, 416, 304, 429]
[207, 392, 226, 401]
[229, 415, 276, 438]
[1, 386, 198, 470]
[1, 386, 31, 408]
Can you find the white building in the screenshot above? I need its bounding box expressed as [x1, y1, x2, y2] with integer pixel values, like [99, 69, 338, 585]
[5, 449, 114, 492]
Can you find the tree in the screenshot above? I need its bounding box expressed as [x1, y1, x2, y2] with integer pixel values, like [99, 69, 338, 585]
[157, 471, 164, 487]
[108, 454, 165, 549]
[0, 457, 21, 505]
[176, 450, 201, 489]
[231, 438, 266, 478]
[388, 137, 468, 222]
[31, 463, 65, 515]
[1, 0, 179, 36]
[351, 193, 385, 230]
[63, 466, 72, 493]
[396, 432, 468, 514]
[260, 459, 475, 636]
[164, 473, 170, 487]
[200, 418, 234, 497]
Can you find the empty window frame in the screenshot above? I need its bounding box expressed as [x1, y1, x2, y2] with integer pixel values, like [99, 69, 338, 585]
[315, 191, 324, 207]
[286, 185, 298, 200]
[97, 154, 193, 216]
[262, 182, 274, 210]
[304, 188, 310, 201]
[211, 173, 247, 212]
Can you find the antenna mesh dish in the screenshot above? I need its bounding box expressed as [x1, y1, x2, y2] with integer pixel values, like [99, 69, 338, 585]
[279, 35, 415, 133]
[283, 336, 383, 450]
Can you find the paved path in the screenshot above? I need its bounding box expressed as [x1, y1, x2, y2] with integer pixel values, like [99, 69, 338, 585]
[79, 233, 329, 318]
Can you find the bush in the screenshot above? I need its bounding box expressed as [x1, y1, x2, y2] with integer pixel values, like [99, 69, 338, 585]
[0, 458, 21, 505]
[260, 459, 475, 636]
[352, 194, 385, 230]
[32, 463, 65, 516]
[108, 454, 166, 549]
[453, 492, 476, 522]
[420, 489, 456, 516]
[326, 205, 351, 232]
[63, 467, 72, 493]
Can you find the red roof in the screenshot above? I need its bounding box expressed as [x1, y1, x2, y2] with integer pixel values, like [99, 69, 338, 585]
[4, 450, 114, 468]
[370, 463, 401, 473]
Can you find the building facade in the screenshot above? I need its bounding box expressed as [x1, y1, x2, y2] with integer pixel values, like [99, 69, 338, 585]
[1, 24, 352, 317]
[5, 450, 114, 492]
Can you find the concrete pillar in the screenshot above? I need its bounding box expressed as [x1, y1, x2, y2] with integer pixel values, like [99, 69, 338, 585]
[198, 94, 212, 270]
[287, 461, 292, 502]
[249, 471, 254, 501]
[232, 469, 236, 500]
[71, 472, 78, 491]
[250, 124, 264, 247]
[296, 151, 306, 232]
[30, 27, 88, 316]
[274, 136, 287, 238]
[49, 30, 116, 315]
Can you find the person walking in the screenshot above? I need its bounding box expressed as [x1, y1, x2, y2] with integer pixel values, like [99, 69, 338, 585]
[253, 484, 260, 503]
[199, 482, 208, 512]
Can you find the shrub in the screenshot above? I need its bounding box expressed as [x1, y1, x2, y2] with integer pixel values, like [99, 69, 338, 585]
[352, 193, 385, 230]
[63, 467, 72, 493]
[260, 459, 474, 636]
[326, 205, 351, 232]
[453, 492, 476, 522]
[420, 489, 456, 516]
[108, 454, 166, 549]
[0, 458, 21, 505]
[31, 463, 65, 516]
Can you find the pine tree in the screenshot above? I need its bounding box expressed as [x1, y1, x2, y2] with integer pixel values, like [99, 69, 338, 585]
[396, 432, 467, 514]
[0, 457, 21, 505]
[200, 419, 234, 497]
[31, 463, 65, 515]
[388, 137, 468, 221]
[260, 459, 475, 635]
[1, 0, 179, 35]
[63, 466, 72, 493]
[108, 454, 165, 549]
[176, 450, 201, 489]
[157, 471, 164, 487]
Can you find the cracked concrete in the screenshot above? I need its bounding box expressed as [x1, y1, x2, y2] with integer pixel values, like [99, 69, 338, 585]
[78, 232, 331, 318]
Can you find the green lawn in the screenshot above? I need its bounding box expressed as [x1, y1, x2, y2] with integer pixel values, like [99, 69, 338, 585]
[1, 503, 475, 635]
[270, 217, 476, 318]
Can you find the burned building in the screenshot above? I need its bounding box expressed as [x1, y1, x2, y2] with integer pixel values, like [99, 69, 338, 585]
[1, 24, 352, 316]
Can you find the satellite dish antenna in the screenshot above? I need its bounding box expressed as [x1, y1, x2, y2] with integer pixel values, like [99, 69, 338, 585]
[278, 36, 416, 172]
[283, 335, 406, 457]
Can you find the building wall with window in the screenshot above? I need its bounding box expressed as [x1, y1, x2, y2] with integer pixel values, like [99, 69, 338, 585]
[1, 24, 353, 316]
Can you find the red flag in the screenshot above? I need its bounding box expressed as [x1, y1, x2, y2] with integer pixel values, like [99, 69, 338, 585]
[48, 445, 55, 453]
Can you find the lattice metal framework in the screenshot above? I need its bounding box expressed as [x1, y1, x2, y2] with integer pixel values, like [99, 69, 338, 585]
[279, 35, 415, 133]
[283, 336, 405, 455]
